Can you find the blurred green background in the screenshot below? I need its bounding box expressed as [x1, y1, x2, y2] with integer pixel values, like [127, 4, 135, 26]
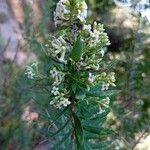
[0, 0, 149, 150]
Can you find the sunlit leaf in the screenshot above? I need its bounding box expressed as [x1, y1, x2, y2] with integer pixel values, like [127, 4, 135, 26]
[83, 125, 113, 136]
[87, 85, 120, 97]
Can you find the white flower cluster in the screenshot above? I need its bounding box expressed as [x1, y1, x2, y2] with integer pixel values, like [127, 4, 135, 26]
[98, 97, 110, 114]
[77, 55, 101, 71]
[83, 22, 110, 48]
[101, 97, 110, 108]
[85, 54, 101, 70]
[74, 22, 111, 78]
[25, 62, 39, 79]
[44, 0, 114, 109]
[77, 62, 116, 88]
[88, 72, 95, 83]
[76, 1, 87, 23]
[78, 58, 115, 87]
[50, 67, 71, 108]
[47, 36, 69, 63]
[88, 72, 116, 91]
[54, 0, 87, 26]
[101, 72, 116, 91]
[54, 0, 69, 26]
[101, 83, 110, 91]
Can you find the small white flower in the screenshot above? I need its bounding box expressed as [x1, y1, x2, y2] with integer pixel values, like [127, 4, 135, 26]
[102, 72, 107, 77]
[83, 24, 91, 31]
[50, 67, 58, 78]
[61, 98, 71, 107]
[50, 36, 68, 63]
[77, 60, 86, 69]
[51, 86, 60, 95]
[101, 83, 110, 91]
[95, 64, 100, 70]
[52, 80, 60, 86]
[59, 37, 66, 45]
[98, 97, 110, 108]
[88, 73, 95, 83]
[25, 70, 35, 79]
[51, 42, 60, 50]
[56, 103, 62, 109]
[102, 97, 110, 108]
[98, 107, 105, 114]
[110, 72, 116, 82]
[59, 50, 66, 63]
[50, 100, 55, 105]
[111, 83, 116, 87]
[77, 11, 84, 22]
[100, 49, 105, 57]
[87, 22, 110, 48]
[25, 65, 37, 79]
[50, 67, 65, 86]
[77, 1, 88, 23]
[54, 0, 70, 26]
[54, 0, 88, 25]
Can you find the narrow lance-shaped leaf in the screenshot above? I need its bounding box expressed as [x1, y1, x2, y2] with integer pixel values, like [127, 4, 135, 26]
[50, 119, 70, 138]
[75, 87, 86, 100]
[71, 36, 83, 61]
[72, 111, 85, 150]
[85, 143, 93, 150]
[83, 109, 110, 126]
[90, 141, 113, 149]
[83, 125, 113, 136]
[49, 107, 68, 127]
[51, 131, 71, 150]
[87, 84, 120, 97]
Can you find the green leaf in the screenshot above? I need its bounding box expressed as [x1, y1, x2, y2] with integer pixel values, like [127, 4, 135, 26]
[87, 85, 120, 97]
[72, 111, 85, 150]
[85, 143, 93, 150]
[107, 60, 118, 70]
[71, 36, 83, 61]
[49, 107, 68, 127]
[83, 109, 110, 126]
[78, 101, 100, 119]
[75, 88, 86, 100]
[51, 131, 71, 150]
[90, 141, 113, 149]
[83, 125, 113, 136]
[71, 83, 77, 94]
[50, 120, 70, 138]
[90, 109, 110, 120]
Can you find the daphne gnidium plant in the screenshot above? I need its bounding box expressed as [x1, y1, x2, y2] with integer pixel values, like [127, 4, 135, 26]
[25, 0, 118, 149]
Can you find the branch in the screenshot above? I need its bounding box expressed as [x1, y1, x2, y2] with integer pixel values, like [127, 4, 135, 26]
[131, 131, 149, 150]
[0, 37, 11, 59]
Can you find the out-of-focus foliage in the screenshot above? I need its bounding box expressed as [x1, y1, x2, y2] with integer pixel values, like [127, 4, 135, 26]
[86, 0, 150, 149]
[0, 1, 54, 149]
[108, 18, 150, 149]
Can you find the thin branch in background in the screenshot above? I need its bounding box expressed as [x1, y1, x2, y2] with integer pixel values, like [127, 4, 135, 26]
[2, 40, 20, 89]
[12, 40, 20, 63]
[131, 131, 149, 150]
[0, 37, 11, 59]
